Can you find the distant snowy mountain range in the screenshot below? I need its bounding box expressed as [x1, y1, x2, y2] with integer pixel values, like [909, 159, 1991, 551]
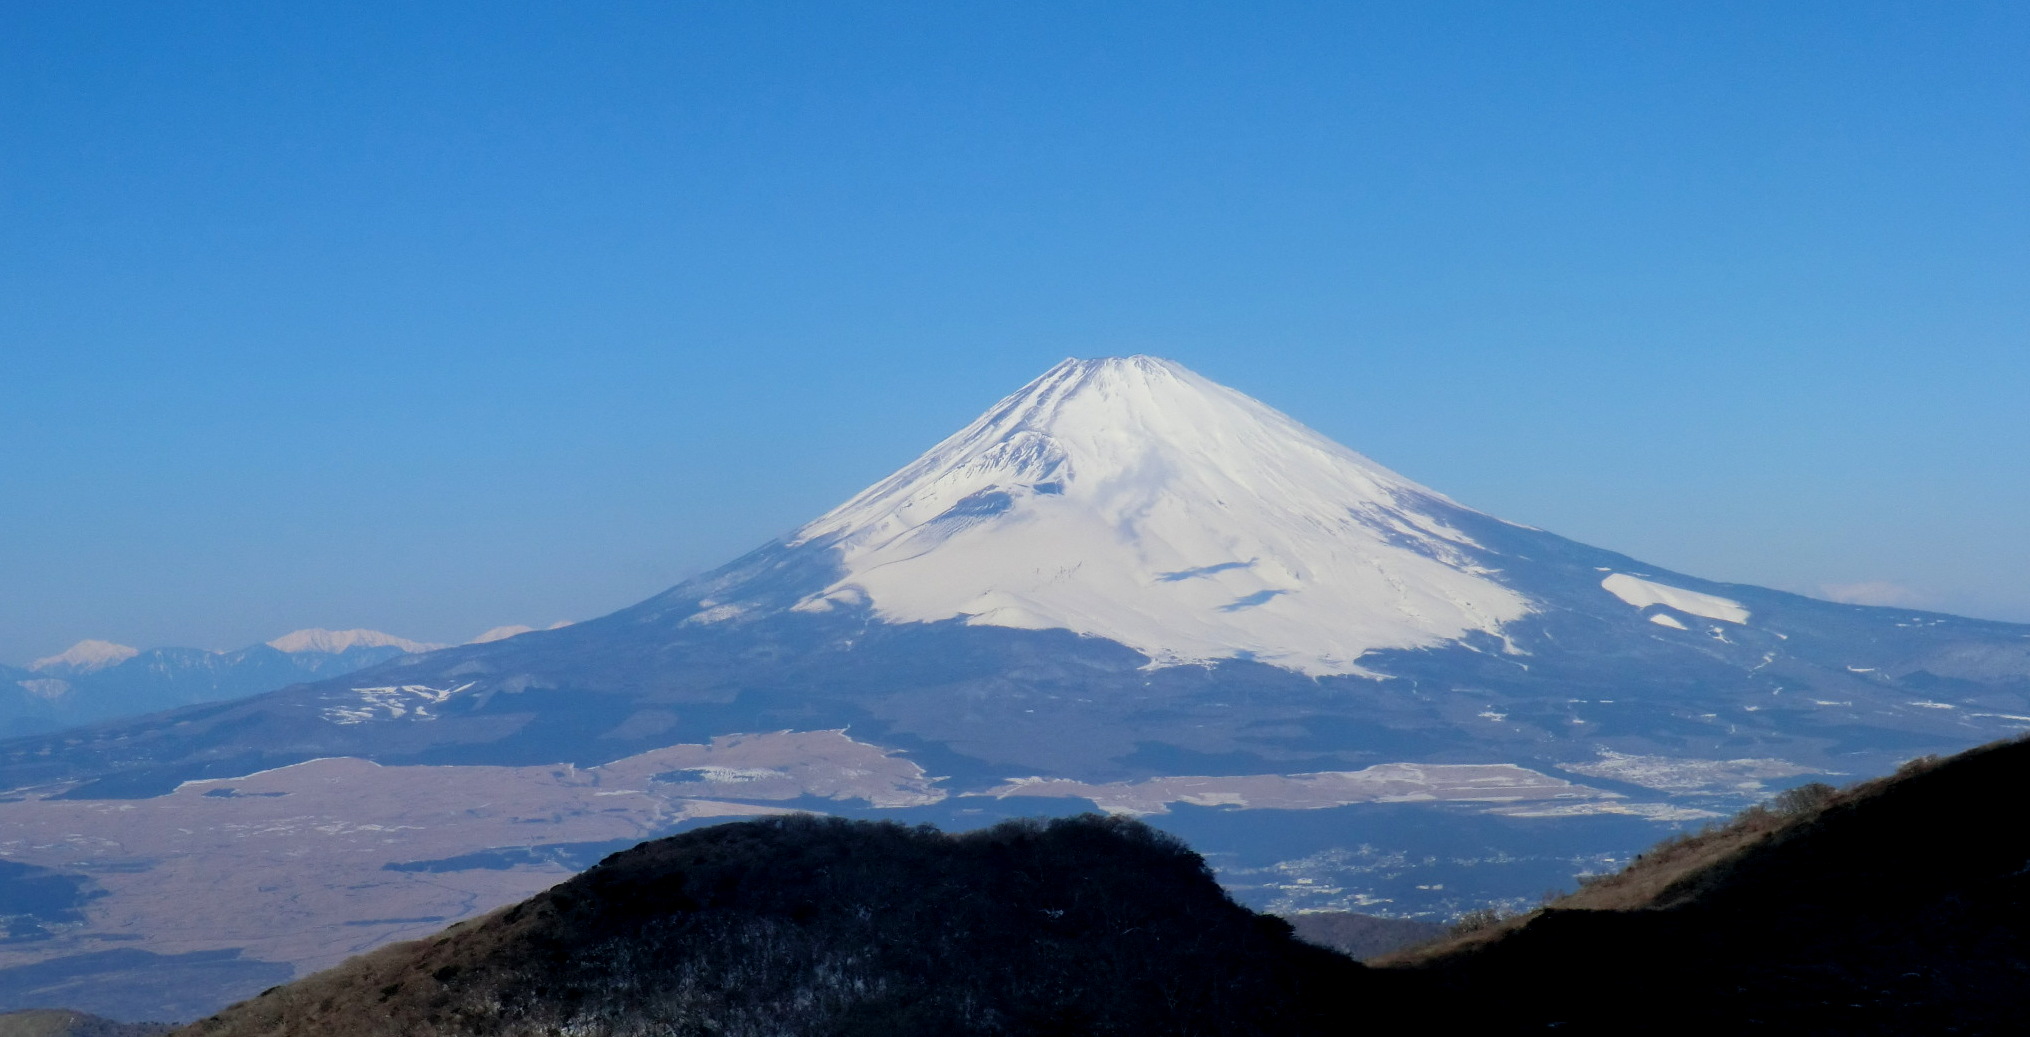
[0, 626, 564, 738]
[1, 356, 2025, 1020]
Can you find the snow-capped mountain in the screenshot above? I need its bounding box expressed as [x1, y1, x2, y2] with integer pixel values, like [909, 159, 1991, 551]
[13, 353, 2006, 812]
[3, 356, 2028, 1020]
[0, 629, 442, 738]
[265, 628, 444, 655]
[467, 621, 573, 644]
[775, 356, 1529, 675]
[10, 354, 2029, 804]
[469, 625, 537, 644]
[29, 639, 141, 674]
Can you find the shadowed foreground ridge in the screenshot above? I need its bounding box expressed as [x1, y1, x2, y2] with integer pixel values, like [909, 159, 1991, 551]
[175, 735, 2030, 1035]
[178, 815, 1364, 1037]
[1380, 733, 2030, 1034]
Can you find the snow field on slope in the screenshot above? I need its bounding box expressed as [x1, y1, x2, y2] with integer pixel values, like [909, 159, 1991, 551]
[1600, 574, 1750, 625]
[788, 356, 1535, 676]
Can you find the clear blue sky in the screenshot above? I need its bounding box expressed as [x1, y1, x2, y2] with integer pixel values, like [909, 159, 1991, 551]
[3, 1, 2026, 661]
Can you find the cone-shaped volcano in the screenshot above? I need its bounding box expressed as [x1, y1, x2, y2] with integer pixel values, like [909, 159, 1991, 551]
[714, 356, 1533, 675]
[6, 356, 2030, 1023]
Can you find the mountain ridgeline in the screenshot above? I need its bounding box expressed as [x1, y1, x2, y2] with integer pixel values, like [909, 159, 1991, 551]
[1385, 731, 2030, 1034]
[183, 733, 2030, 1036]
[0, 631, 440, 740]
[177, 815, 1363, 1037]
[7, 358, 2024, 799]
[4, 356, 2029, 1022]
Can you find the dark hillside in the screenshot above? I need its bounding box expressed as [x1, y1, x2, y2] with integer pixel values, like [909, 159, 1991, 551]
[177, 815, 1368, 1037]
[1283, 912, 1443, 960]
[174, 735, 2030, 1035]
[1381, 735, 2030, 1034]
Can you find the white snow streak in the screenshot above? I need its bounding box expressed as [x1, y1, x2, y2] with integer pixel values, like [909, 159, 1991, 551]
[1601, 574, 1750, 625]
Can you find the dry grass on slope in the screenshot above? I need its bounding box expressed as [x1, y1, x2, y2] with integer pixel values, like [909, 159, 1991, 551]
[167, 908, 514, 1037]
[1369, 734, 2030, 1034]
[1372, 751, 1954, 967]
[0, 1010, 173, 1037]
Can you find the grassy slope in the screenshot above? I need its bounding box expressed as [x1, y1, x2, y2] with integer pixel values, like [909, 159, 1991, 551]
[0, 1010, 172, 1037]
[1378, 735, 2030, 1034]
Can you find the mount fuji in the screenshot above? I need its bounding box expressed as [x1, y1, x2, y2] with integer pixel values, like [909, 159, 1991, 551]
[2, 357, 2027, 1020]
[778, 355, 1531, 675]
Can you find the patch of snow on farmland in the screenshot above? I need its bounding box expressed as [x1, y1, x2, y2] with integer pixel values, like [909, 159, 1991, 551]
[1560, 750, 1822, 795]
[663, 767, 785, 783]
[983, 762, 1610, 816]
[1489, 800, 1724, 822]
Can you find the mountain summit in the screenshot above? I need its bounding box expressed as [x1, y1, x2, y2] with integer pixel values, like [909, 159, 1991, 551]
[29, 640, 140, 674]
[264, 629, 441, 655]
[10, 354, 2028, 806]
[4, 356, 2030, 1022]
[773, 357, 1530, 675]
[1, 630, 445, 742]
